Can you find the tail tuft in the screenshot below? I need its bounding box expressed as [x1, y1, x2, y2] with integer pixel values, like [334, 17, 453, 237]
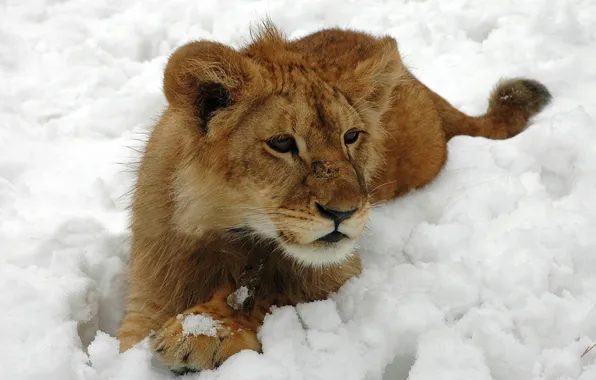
[489, 78, 552, 119]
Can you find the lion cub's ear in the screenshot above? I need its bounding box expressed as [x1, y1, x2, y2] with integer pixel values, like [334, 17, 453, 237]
[163, 41, 262, 132]
[337, 37, 404, 115]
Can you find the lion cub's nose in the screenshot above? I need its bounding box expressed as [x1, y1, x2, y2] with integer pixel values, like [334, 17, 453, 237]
[315, 203, 358, 224]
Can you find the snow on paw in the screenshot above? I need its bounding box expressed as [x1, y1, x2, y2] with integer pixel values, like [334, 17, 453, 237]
[149, 309, 261, 374]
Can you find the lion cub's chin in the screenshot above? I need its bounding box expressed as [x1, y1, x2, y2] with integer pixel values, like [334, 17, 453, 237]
[280, 239, 357, 267]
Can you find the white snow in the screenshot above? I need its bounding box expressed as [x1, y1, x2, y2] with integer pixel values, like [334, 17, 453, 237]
[178, 313, 221, 337]
[1, 0, 596, 380]
[227, 285, 251, 310]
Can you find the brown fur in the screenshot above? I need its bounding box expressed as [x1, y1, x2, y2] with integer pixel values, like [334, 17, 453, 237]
[117, 23, 551, 372]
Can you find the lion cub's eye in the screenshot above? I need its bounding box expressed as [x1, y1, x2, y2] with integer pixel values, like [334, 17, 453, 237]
[343, 130, 360, 145]
[266, 135, 298, 154]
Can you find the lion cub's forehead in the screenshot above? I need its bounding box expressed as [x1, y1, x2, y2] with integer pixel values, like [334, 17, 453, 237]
[257, 74, 359, 140]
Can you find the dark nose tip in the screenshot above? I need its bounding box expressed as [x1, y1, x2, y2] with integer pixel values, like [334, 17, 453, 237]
[315, 203, 358, 223]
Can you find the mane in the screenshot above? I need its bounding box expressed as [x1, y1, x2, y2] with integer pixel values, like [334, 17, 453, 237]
[241, 20, 310, 68]
[248, 19, 287, 46]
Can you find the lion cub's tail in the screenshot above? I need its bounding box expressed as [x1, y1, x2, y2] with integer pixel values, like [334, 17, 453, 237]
[425, 78, 552, 141]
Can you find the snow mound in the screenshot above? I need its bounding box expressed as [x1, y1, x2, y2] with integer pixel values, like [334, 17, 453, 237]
[1, 0, 596, 380]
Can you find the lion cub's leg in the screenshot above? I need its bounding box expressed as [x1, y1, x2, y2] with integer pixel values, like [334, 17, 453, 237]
[117, 291, 174, 352]
[149, 286, 275, 374]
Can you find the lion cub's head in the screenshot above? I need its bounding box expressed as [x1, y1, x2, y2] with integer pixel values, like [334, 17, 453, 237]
[162, 26, 404, 266]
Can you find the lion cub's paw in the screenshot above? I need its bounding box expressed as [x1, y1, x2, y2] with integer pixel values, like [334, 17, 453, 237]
[150, 307, 261, 374]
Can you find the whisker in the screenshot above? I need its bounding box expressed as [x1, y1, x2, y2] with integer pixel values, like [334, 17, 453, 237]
[369, 180, 398, 195]
[370, 200, 390, 208]
[215, 206, 321, 220]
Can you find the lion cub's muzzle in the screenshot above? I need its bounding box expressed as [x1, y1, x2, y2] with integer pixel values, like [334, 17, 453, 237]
[272, 201, 369, 266]
[314, 203, 357, 243]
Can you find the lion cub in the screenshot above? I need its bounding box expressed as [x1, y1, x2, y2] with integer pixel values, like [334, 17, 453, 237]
[117, 23, 551, 373]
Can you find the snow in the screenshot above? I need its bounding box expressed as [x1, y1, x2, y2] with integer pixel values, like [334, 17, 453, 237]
[1, 0, 596, 379]
[178, 313, 221, 337]
[227, 285, 251, 311]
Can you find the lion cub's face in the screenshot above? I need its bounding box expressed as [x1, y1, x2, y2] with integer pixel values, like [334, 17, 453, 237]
[224, 86, 379, 266]
[164, 35, 401, 266]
